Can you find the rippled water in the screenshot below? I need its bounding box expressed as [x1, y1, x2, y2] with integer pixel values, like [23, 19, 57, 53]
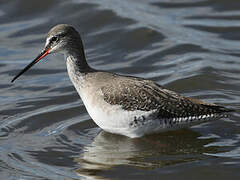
[1, 0, 240, 179]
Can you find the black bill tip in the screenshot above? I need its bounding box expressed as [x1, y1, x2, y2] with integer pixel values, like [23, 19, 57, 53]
[11, 49, 50, 83]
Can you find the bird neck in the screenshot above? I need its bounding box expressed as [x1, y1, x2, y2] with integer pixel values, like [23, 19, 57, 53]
[65, 47, 92, 74]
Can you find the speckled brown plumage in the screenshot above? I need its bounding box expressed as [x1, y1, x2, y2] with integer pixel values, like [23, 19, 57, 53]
[101, 74, 233, 119]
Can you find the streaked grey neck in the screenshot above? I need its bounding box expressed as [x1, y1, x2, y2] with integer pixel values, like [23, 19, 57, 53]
[65, 46, 92, 74]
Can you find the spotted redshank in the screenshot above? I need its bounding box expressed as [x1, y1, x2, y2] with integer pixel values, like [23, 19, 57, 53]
[11, 24, 233, 138]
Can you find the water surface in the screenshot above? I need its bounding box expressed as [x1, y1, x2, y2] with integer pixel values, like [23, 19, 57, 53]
[0, 0, 240, 179]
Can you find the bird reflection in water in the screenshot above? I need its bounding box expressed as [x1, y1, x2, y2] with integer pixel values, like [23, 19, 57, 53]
[74, 128, 220, 179]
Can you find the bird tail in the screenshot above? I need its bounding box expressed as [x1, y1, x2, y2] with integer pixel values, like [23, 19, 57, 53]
[202, 104, 235, 114]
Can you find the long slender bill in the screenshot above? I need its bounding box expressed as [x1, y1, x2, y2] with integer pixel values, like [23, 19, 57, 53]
[11, 49, 50, 83]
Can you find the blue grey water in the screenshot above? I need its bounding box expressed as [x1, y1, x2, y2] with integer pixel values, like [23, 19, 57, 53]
[0, 0, 240, 179]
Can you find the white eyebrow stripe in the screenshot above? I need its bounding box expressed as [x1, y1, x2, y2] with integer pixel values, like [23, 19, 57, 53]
[45, 37, 51, 47]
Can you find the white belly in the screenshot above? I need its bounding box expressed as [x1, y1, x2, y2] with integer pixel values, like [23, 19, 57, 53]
[80, 90, 159, 138]
[80, 90, 218, 138]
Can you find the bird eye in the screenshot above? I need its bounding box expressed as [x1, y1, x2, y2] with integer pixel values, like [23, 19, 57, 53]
[51, 36, 58, 42]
